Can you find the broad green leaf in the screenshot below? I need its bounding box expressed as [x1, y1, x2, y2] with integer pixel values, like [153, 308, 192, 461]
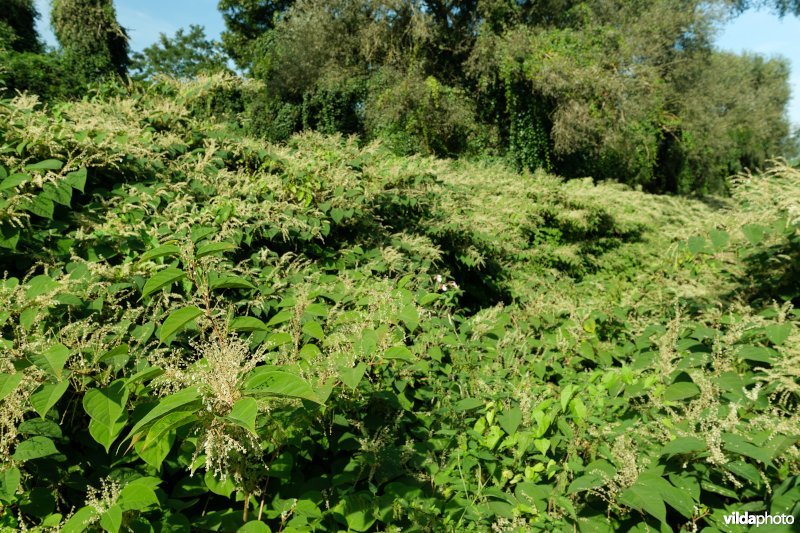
[12, 436, 59, 461]
[62, 506, 99, 533]
[737, 344, 775, 363]
[398, 303, 419, 332]
[230, 316, 269, 332]
[660, 436, 706, 456]
[118, 483, 159, 511]
[99, 504, 122, 533]
[709, 229, 730, 250]
[687, 236, 708, 255]
[65, 168, 87, 192]
[141, 267, 186, 298]
[343, 492, 376, 532]
[237, 521, 271, 533]
[126, 387, 201, 441]
[340, 363, 367, 390]
[384, 345, 414, 362]
[568, 474, 607, 494]
[196, 242, 237, 258]
[25, 159, 63, 171]
[498, 406, 522, 436]
[0, 372, 23, 401]
[570, 398, 587, 421]
[243, 369, 320, 403]
[142, 410, 197, 452]
[31, 343, 70, 381]
[24, 196, 54, 219]
[41, 181, 72, 206]
[0, 466, 21, 502]
[721, 433, 771, 464]
[0, 172, 30, 191]
[83, 381, 129, 452]
[764, 323, 791, 346]
[25, 274, 60, 300]
[139, 244, 181, 262]
[159, 305, 203, 342]
[209, 274, 256, 290]
[301, 320, 324, 340]
[741, 224, 765, 245]
[30, 381, 69, 418]
[453, 398, 484, 411]
[619, 482, 666, 523]
[663, 382, 700, 402]
[266, 309, 293, 327]
[0, 224, 20, 250]
[226, 397, 259, 434]
[204, 470, 235, 497]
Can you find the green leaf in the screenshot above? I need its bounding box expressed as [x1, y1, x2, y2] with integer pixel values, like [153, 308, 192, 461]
[243, 369, 320, 403]
[384, 345, 414, 362]
[126, 387, 201, 441]
[660, 436, 706, 456]
[31, 343, 70, 381]
[0, 466, 21, 502]
[61, 506, 99, 533]
[118, 483, 159, 511]
[687, 236, 708, 255]
[226, 397, 258, 434]
[230, 316, 269, 332]
[398, 303, 419, 332]
[721, 433, 771, 464]
[737, 344, 775, 363]
[99, 504, 122, 533]
[0, 224, 20, 250]
[12, 436, 58, 461]
[301, 320, 324, 340]
[142, 410, 196, 452]
[343, 492, 376, 532]
[663, 382, 700, 402]
[709, 229, 730, 251]
[204, 471, 235, 497]
[498, 406, 522, 436]
[619, 481, 666, 523]
[24, 196, 54, 219]
[0, 172, 30, 191]
[65, 168, 87, 192]
[237, 521, 271, 532]
[741, 224, 766, 245]
[83, 381, 129, 452]
[41, 181, 72, 206]
[25, 159, 63, 171]
[568, 474, 607, 494]
[764, 323, 791, 346]
[266, 309, 293, 327]
[25, 274, 59, 300]
[0, 372, 23, 401]
[139, 244, 181, 262]
[453, 398, 484, 411]
[196, 242, 237, 258]
[141, 267, 186, 298]
[159, 305, 203, 342]
[29, 381, 70, 419]
[340, 362, 367, 390]
[209, 274, 256, 290]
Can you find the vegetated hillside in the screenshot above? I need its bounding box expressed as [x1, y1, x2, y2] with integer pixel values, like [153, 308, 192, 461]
[0, 76, 798, 532]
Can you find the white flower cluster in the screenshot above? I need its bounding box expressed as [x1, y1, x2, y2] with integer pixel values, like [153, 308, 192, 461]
[433, 274, 458, 292]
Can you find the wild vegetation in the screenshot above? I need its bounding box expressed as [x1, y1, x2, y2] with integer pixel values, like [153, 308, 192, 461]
[0, 1, 799, 532]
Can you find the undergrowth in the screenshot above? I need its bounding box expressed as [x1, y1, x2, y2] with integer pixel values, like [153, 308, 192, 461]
[0, 75, 797, 532]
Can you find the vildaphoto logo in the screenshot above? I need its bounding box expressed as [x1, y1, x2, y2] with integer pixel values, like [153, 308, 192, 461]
[723, 511, 795, 526]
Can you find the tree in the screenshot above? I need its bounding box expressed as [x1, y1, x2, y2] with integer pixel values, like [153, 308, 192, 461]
[51, 0, 129, 82]
[0, 0, 42, 53]
[130, 25, 230, 80]
[218, 0, 295, 70]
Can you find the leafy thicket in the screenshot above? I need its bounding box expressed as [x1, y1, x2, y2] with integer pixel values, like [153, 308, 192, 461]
[0, 76, 798, 532]
[218, 0, 797, 193]
[50, 0, 130, 82]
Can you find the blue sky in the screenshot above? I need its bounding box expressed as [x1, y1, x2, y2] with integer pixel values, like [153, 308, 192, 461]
[34, 1, 799, 126]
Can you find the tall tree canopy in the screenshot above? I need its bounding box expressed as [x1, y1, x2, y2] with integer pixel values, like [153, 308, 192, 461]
[0, 0, 42, 53]
[130, 25, 230, 80]
[51, 0, 130, 81]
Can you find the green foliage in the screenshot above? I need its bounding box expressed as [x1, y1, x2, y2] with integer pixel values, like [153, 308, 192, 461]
[1, 72, 798, 532]
[0, 0, 41, 53]
[130, 25, 230, 80]
[51, 0, 130, 82]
